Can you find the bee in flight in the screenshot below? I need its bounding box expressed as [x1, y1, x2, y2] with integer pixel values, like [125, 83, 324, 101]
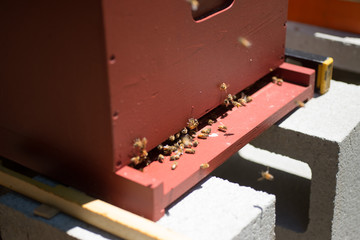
[257, 167, 274, 181]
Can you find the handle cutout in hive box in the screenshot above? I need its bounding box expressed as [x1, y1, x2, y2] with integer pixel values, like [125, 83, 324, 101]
[190, 0, 234, 22]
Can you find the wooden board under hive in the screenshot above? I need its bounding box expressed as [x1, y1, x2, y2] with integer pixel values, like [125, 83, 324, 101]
[0, 0, 296, 220]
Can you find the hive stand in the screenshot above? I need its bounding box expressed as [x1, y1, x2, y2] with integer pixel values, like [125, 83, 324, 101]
[214, 79, 360, 239]
[0, 172, 275, 240]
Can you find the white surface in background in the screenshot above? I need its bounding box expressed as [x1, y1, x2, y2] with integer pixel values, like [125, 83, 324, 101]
[279, 80, 360, 143]
[239, 144, 312, 180]
[157, 176, 274, 240]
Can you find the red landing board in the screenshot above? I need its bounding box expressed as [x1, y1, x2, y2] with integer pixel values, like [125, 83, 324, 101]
[116, 63, 315, 220]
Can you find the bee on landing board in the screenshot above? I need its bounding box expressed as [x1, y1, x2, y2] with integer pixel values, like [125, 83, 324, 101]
[170, 154, 180, 161]
[157, 154, 164, 163]
[197, 133, 209, 139]
[171, 162, 178, 170]
[232, 101, 242, 108]
[257, 167, 274, 181]
[238, 92, 248, 106]
[246, 95, 253, 103]
[185, 148, 196, 154]
[272, 76, 284, 86]
[201, 128, 211, 134]
[218, 125, 227, 132]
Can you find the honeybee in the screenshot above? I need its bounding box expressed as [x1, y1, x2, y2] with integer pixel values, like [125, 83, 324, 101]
[218, 125, 227, 132]
[186, 0, 199, 11]
[238, 92, 247, 106]
[238, 37, 252, 48]
[182, 135, 192, 148]
[272, 76, 284, 86]
[130, 156, 141, 165]
[257, 167, 274, 181]
[224, 98, 231, 107]
[170, 154, 180, 161]
[239, 99, 247, 106]
[175, 132, 181, 138]
[201, 128, 211, 134]
[208, 119, 215, 125]
[197, 133, 209, 139]
[133, 137, 147, 149]
[157, 154, 164, 163]
[227, 94, 234, 101]
[246, 96, 253, 103]
[140, 149, 148, 158]
[183, 142, 193, 148]
[219, 83, 229, 92]
[192, 140, 199, 147]
[163, 145, 173, 155]
[171, 162, 178, 170]
[157, 144, 163, 151]
[200, 163, 210, 169]
[232, 101, 242, 108]
[185, 148, 195, 154]
[169, 135, 176, 141]
[187, 118, 199, 130]
[296, 100, 305, 108]
[181, 127, 188, 134]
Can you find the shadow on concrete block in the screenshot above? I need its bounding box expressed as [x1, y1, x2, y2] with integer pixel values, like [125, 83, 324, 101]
[212, 152, 311, 233]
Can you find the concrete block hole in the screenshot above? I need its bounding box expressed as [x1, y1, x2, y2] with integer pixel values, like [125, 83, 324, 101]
[212, 144, 311, 233]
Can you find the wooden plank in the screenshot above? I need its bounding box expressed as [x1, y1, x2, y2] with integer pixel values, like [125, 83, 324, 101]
[0, 161, 189, 240]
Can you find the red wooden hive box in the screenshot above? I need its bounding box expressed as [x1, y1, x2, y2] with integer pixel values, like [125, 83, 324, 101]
[0, 0, 314, 220]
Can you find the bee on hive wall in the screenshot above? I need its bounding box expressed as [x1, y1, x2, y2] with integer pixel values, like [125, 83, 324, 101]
[296, 100, 305, 108]
[133, 137, 147, 150]
[200, 163, 210, 169]
[219, 83, 230, 92]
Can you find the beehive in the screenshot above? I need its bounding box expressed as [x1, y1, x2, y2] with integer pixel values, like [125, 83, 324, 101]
[0, 0, 306, 220]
